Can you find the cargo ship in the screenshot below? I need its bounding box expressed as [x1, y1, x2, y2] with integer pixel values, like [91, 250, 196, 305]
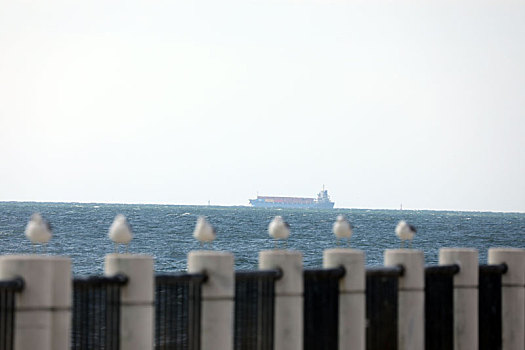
[249, 186, 335, 209]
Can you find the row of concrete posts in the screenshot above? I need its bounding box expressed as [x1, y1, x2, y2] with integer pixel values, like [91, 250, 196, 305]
[0, 247, 524, 350]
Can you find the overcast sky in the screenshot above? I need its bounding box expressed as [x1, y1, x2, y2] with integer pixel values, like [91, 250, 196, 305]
[1, 0, 524, 212]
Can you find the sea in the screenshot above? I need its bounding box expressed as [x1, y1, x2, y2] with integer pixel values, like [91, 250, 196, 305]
[0, 202, 523, 275]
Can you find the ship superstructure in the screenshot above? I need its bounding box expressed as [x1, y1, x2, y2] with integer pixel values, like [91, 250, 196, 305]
[249, 186, 335, 209]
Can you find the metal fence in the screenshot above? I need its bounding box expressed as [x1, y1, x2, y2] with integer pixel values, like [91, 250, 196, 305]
[424, 264, 460, 350]
[0, 278, 24, 350]
[303, 267, 345, 350]
[2, 261, 516, 350]
[479, 263, 507, 350]
[365, 266, 404, 350]
[71, 274, 128, 350]
[234, 269, 282, 350]
[155, 273, 207, 350]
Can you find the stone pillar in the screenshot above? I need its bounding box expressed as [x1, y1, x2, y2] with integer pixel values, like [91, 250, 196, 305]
[385, 249, 425, 350]
[188, 251, 234, 350]
[488, 248, 525, 350]
[259, 250, 303, 350]
[323, 248, 365, 350]
[105, 254, 154, 350]
[50, 258, 72, 350]
[0, 255, 71, 350]
[440, 248, 478, 350]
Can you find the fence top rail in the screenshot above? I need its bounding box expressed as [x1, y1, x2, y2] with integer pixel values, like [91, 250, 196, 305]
[235, 268, 283, 281]
[155, 272, 208, 284]
[304, 266, 346, 279]
[479, 263, 508, 275]
[366, 265, 405, 277]
[73, 273, 129, 286]
[0, 277, 25, 292]
[425, 264, 460, 275]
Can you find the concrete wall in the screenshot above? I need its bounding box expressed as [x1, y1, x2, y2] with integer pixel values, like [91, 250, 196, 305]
[0, 247, 523, 350]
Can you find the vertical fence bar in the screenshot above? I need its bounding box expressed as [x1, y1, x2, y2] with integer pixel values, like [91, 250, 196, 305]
[234, 270, 280, 350]
[479, 264, 506, 350]
[154, 273, 205, 350]
[71, 274, 128, 350]
[190, 278, 202, 350]
[235, 274, 257, 349]
[488, 248, 525, 350]
[366, 267, 402, 350]
[259, 250, 303, 350]
[324, 249, 365, 350]
[303, 267, 345, 350]
[440, 248, 478, 350]
[424, 265, 459, 350]
[385, 249, 424, 350]
[188, 251, 235, 350]
[105, 254, 154, 350]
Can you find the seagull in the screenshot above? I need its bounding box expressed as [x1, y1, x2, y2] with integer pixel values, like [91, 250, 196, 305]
[268, 216, 290, 249]
[333, 215, 353, 247]
[193, 216, 216, 248]
[108, 214, 133, 253]
[395, 220, 416, 248]
[25, 213, 52, 253]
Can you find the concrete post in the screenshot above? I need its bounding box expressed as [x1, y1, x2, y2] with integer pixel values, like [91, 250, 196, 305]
[385, 249, 425, 350]
[105, 254, 154, 350]
[440, 248, 478, 350]
[323, 248, 365, 350]
[50, 258, 72, 350]
[259, 250, 303, 350]
[488, 248, 525, 350]
[188, 251, 234, 350]
[0, 255, 71, 350]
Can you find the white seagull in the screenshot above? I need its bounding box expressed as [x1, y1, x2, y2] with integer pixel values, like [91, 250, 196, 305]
[108, 214, 133, 253]
[395, 220, 417, 248]
[193, 216, 216, 248]
[25, 213, 52, 253]
[333, 215, 353, 247]
[268, 216, 290, 249]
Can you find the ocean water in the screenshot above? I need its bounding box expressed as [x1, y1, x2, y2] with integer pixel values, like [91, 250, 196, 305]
[0, 202, 523, 275]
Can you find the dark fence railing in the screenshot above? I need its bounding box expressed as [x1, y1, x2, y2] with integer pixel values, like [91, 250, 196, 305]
[479, 263, 507, 350]
[71, 274, 128, 350]
[0, 278, 24, 350]
[155, 273, 207, 350]
[1, 261, 517, 350]
[366, 266, 404, 350]
[303, 266, 345, 350]
[234, 269, 282, 350]
[424, 264, 460, 350]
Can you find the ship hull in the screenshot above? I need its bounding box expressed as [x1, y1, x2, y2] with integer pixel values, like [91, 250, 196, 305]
[249, 199, 334, 209]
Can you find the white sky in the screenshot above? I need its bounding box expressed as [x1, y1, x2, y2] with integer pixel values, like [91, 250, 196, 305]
[1, 0, 524, 212]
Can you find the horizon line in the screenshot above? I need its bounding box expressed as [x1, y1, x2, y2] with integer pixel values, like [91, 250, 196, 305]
[0, 199, 523, 215]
